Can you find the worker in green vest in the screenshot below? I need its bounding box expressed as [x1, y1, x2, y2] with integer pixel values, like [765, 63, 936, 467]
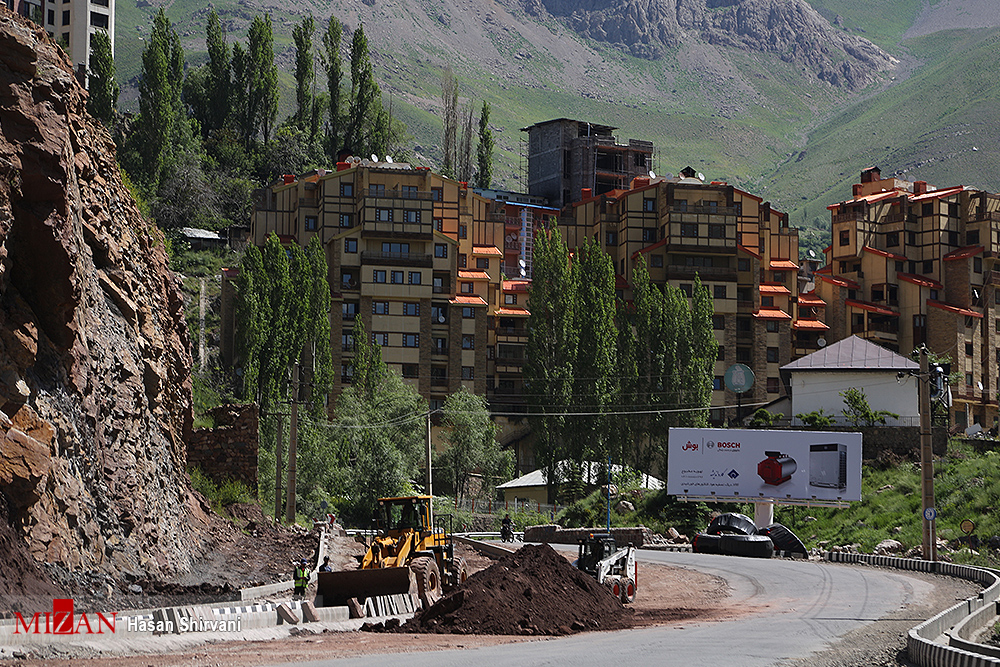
[294, 558, 310, 599]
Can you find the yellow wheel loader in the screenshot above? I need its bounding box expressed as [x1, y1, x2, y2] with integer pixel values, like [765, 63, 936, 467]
[316, 495, 468, 615]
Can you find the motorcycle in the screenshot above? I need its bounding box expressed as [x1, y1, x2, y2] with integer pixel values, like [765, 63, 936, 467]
[501, 523, 514, 543]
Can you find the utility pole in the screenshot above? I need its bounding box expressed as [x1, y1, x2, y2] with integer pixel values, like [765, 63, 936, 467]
[286, 363, 299, 525]
[274, 413, 283, 523]
[918, 346, 937, 562]
[426, 411, 433, 526]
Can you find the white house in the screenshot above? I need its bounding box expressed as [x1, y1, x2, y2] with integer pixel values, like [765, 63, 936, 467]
[780, 335, 920, 425]
[496, 461, 663, 506]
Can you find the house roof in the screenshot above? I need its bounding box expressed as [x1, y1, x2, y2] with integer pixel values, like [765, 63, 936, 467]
[497, 461, 663, 490]
[449, 295, 488, 306]
[180, 227, 223, 241]
[769, 259, 799, 270]
[754, 307, 791, 320]
[472, 245, 503, 257]
[927, 300, 982, 318]
[792, 319, 830, 331]
[845, 299, 899, 317]
[863, 246, 907, 261]
[781, 335, 918, 372]
[495, 307, 529, 317]
[759, 283, 791, 295]
[897, 272, 943, 289]
[797, 293, 826, 307]
[943, 245, 984, 261]
[502, 280, 531, 292]
[631, 238, 667, 259]
[817, 274, 861, 289]
[458, 270, 491, 280]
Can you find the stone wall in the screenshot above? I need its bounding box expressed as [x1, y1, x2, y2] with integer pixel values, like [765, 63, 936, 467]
[523, 523, 655, 547]
[186, 404, 259, 491]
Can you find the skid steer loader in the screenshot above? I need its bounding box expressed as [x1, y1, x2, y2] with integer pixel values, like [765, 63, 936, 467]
[576, 533, 637, 603]
[316, 495, 468, 616]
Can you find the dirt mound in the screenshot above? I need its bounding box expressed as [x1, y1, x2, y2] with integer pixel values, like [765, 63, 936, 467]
[0, 503, 65, 615]
[398, 544, 631, 635]
[225, 502, 282, 537]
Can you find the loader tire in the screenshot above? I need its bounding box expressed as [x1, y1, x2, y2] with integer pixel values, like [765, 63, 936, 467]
[707, 512, 757, 536]
[692, 533, 722, 554]
[719, 534, 774, 559]
[621, 577, 636, 604]
[410, 556, 442, 608]
[452, 557, 468, 589]
[758, 523, 807, 556]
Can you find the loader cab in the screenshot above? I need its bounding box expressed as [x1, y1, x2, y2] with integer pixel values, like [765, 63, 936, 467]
[375, 496, 433, 534]
[577, 533, 616, 576]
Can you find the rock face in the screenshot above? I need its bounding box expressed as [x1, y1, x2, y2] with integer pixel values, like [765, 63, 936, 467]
[535, 0, 896, 89]
[0, 10, 210, 578]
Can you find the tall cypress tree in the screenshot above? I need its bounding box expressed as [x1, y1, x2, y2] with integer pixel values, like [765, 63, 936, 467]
[292, 15, 316, 136]
[475, 101, 493, 189]
[133, 9, 184, 186]
[205, 9, 231, 134]
[345, 24, 378, 155]
[320, 16, 344, 159]
[87, 30, 118, 127]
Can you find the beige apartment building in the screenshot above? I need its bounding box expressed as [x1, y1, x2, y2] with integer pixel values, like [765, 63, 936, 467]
[559, 167, 810, 424]
[817, 166, 1000, 428]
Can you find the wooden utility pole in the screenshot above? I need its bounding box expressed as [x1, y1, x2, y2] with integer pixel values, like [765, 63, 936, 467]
[274, 413, 283, 522]
[426, 411, 433, 526]
[918, 346, 937, 562]
[286, 363, 299, 525]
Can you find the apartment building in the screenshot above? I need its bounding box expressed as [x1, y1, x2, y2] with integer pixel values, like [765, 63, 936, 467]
[5, 0, 114, 82]
[559, 167, 807, 424]
[817, 166, 1000, 428]
[522, 118, 654, 209]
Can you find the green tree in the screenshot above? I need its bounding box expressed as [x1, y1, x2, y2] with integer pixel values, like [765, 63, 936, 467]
[344, 24, 380, 156]
[292, 15, 317, 138]
[440, 69, 458, 177]
[841, 387, 899, 427]
[320, 16, 344, 159]
[437, 387, 509, 502]
[233, 15, 279, 149]
[685, 275, 717, 427]
[86, 30, 118, 127]
[205, 9, 231, 134]
[474, 101, 493, 189]
[796, 409, 835, 428]
[525, 226, 578, 503]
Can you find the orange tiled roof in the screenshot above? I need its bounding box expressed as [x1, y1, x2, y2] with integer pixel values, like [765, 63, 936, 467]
[496, 307, 530, 317]
[737, 244, 761, 260]
[631, 238, 667, 259]
[502, 280, 531, 292]
[910, 186, 965, 202]
[797, 293, 826, 307]
[943, 245, 984, 261]
[897, 272, 943, 289]
[449, 295, 488, 306]
[927, 300, 982, 318]
[817, 274, 861, 289]
[458, 270, 490, 280]
[769, 259, 799, 270]
[827, 190, 901, 210]
[472, 246, 503, 257]
[792, 319, 830, 331]
[754, 307, 791, 320]
[760, 283, 791, 295]
[845, 299, 899, 316]
[864, 246, 907, 261]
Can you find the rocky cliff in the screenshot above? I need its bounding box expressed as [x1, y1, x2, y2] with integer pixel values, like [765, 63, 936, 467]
[0, 10, 215, 580]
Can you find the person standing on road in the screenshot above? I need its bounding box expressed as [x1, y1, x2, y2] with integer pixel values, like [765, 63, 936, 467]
[319, 556, 333, 572]
[294, 558, 311, 598]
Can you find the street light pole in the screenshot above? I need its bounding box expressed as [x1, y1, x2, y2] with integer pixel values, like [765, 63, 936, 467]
[918, 346, 936, 562]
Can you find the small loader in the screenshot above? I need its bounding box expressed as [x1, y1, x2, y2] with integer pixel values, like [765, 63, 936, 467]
[576, 533, 637, 603]
[316, 495, 467, 616]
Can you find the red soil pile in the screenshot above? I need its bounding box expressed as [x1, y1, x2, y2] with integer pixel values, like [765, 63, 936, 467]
[0, 503, 66, 615]
[399, 543, 631, 635]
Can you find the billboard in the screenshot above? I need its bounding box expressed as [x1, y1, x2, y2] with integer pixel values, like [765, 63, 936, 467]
[667, 428, 863, 502]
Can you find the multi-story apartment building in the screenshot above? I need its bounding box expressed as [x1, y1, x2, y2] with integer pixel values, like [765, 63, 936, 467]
[559, 167, 808, 424]
[6, 0, 114, 82]
[817, 166, 1000, 428]
[522, 119, 654, 209]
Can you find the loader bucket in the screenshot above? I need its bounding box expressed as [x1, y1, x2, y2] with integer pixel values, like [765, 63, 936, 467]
[316, 567, 417, 608]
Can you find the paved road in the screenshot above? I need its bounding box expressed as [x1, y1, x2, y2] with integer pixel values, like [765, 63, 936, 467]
[278, 550, 936, 667]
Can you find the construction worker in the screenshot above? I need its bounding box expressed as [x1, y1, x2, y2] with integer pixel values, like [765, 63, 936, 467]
[294, 558, 310, 598]
[319, 556, 333, 572]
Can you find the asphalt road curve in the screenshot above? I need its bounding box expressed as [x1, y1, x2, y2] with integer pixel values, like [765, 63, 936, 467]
[285, 550, 937, 667]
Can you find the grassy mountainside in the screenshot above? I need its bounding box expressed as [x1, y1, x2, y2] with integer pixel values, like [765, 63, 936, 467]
[111, 0, 1000, 256]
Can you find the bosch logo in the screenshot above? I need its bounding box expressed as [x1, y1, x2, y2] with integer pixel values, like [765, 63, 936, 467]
[705, 441, 716, 450]
[682, 441, 699, 451]
[717, 442, 741, 450]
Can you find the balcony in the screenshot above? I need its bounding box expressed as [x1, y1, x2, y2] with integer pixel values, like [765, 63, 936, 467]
[833, 211, 866, 224]
[495, 326, 528, 339]
[367, 188, 434, 201]
[670, 205, 738, 216]
[431, 375, 450, 388]
[361, 251, 433, 267]
[665, 264, 737, 281]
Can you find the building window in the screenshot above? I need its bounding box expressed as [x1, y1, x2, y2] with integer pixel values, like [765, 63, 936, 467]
[432, 305, 447, 323]
[966, 372, 974, 386]
[651, 255, 663, 268]
[431, 187, 443, 202]
[462, 335, 474, 349]
[372, 269, 386, 283]
[767, 347, 779, 363]
[391, 271, 404, 284]
[403, 334, 419, 347]
[304, 215, 318, 231]
[434, 243, 448, 258]
[717, 346, 726, 361]
[765, 320, 779, 333]
[372, 332, 389, 346]
[341, 333, 354, 352]
[89, 11, 108, 28]
[708, 224, 725, 239]
[340, 182, 353, 197]
[681, 223, 698, 237]
[433, 338, 447, 354]
[505, 293, 517, 305]
[402, 364, 419, 379]
[62, 10, 70, 25]
[714, 285, 726, 299]
[966, 341, 974, 356]
[908, 231, 917, 246]
[886, 231, 899, 247]
[679, 283, 692, 297]
[477, 257, 490, 270]
[839, 229, 850, 246]
[737, 286, 751, 303]
[341, 364, 353, 381]
[606, 231, 618, 246]
[643, 198, 656, 212]
[767, 377, 780, 394]
[872, 286, 884, 302]
[462, 307, 475, 318]
[376, 208, 392, 222]
[923, 259, 934, 274]
[373, 301, 388, 315]
[403, 303, 419, 316]
[773, 271, 787, 284]
[738, 258, 750, 272]
[712, 314, 725, 330]
[409, 271, 421, 285]
[433, 276, 445, 293]
[458, 253, 467, 268]
[47, 9, 54, 24]
[736, 347, 751, 363]
[968, 230, 980, 245]
[462, 366, 474, 380]
[737, 317, 751, 333]
[948, 231, 959, 246]
[340, 213, 353, 227]
[929, 289, 939, 300]
[345, 238, 357, 253]
[459, 224, 468, 239]
[974, 257, 983, 273]
[761, 296, 774, 307]
[342, 302, 358, 320]
[713, 376, 723, 390]
[675, 199, 687, 212]
[341, 270, 357, 289]
[895, 261, 904, 272]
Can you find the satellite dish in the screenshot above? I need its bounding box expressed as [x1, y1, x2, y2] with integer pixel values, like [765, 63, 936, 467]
[386, 155, 393, 163]
[520, 267, 526, 277]
[648, 170, 656, 179]
[817, 337, 827, 347]
[518, 259, 526, 268]
[696, 172, 705, 181]
[808, 249, 816, 258]
[438, 315, 446, 323]
[978, 381, 984, 391]
[664, 173, 674, 180]
[371, 153, 379, 162]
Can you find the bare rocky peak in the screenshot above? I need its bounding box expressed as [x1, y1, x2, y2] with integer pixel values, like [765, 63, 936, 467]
[527, 0, 896, 89]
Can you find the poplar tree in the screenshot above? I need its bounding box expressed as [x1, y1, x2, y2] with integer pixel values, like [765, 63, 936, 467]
[475, 101, 493, 189]
[292, 15, 316, 137]
[457, 102, 474, 182]
[344, 24, 379, 156]
[87, 30, 118, 127]
[206, 9, 231, 133]
[233, 15, 279, 148]
[440, 69, 458, 177]
[320, 16, 344, 159]
[133, 9, 185, 186]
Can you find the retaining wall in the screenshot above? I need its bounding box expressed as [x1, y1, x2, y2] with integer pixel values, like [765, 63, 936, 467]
[186, 404, 258, 489]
